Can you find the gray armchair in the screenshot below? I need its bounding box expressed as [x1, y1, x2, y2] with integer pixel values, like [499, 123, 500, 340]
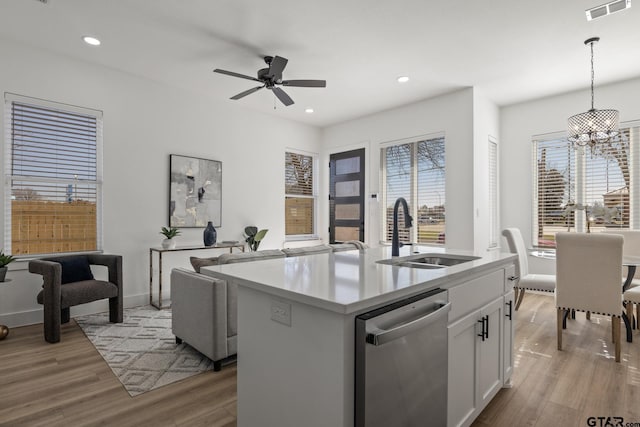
[29, 254, 123, 343]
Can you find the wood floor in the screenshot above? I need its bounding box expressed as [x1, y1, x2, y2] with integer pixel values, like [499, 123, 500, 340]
[1, 293, 640, 426]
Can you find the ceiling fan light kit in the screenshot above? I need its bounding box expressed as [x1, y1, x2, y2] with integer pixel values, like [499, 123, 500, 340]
[213, 55, 326, 107]
[567, 37, 620, 149]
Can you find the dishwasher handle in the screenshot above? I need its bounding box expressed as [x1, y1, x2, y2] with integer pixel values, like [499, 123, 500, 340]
[366, 302, 451, 346]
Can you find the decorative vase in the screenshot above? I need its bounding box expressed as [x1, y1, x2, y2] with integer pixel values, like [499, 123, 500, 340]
[203, 221, 217, 246]
[0, 267, 7, 282]
[162, 238, 176, 250]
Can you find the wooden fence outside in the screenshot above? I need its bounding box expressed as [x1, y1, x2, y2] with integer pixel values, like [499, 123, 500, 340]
[11, 200, 97, 255]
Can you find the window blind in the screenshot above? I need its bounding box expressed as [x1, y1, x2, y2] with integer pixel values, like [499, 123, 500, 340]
[533, 136, 575, 247]
[532, 123, 640, 247]
[381, 135, 445, 245]
[585, 129, 630, 229]
[4, 97, 102, 256]
[285, 151, 316, 236]
[488, 139, 498, 248]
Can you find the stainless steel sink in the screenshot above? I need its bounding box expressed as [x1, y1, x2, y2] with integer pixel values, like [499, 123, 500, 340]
[377, 253, 480, 269]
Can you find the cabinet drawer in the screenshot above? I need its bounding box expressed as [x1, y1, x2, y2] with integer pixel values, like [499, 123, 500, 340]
[448, 269, 504, 323]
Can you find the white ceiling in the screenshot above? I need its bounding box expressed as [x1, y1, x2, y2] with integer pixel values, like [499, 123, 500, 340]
[1, 0, 639, 127]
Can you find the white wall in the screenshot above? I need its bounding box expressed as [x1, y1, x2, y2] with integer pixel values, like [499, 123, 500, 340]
[320, 88, 475, 250]
[0, 38, 321, 327]
[501, 76, 640, 274]
[472, 88, 500, 253]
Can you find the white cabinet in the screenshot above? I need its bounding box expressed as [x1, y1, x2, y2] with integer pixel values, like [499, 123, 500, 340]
[448, 309, 480, 427]
[503, 290, 515, 384]
[448, 297, 504, 427]
[478, 298, 503, 406]
[447, 265, 515, 427]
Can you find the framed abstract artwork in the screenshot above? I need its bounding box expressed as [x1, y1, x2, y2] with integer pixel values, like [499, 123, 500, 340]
[169, 154, 222, 227]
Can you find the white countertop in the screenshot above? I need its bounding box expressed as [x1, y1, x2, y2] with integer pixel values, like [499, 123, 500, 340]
[202, 246, 516, 314]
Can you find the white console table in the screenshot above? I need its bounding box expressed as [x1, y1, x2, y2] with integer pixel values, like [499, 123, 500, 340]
[149, 243, 244, 309]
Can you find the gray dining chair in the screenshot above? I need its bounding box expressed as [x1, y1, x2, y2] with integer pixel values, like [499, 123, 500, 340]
[555, 232, 623, 362]
[502, 228, 556, 310]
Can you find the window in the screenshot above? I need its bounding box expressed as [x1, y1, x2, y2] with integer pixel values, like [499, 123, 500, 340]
[488, 138, 499, 248]
[533, 123, 639, 247]
[380, 134, 445, 245]
[285, 151, 316, 238]
[4, 94, 102, 256]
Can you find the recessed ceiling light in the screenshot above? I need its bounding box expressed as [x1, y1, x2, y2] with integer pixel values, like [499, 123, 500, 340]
[397, 76, 410, 83]
[83, 36, 101, 46]
[305, 108, 314, 113]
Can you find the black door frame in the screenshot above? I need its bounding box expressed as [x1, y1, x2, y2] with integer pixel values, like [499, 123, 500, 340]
[329, 148, 366, 243]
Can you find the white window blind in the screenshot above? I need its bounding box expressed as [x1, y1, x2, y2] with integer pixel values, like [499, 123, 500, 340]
[4, 95, 103, 256]
[533, 123, 639, 247]
[285, 151, 316, 237]
[488, 138, 498, 248]
[533, 135, 575, 247]
[380, 135, 445, 245]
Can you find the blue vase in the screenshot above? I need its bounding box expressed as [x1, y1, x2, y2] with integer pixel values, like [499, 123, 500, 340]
[203, 221, 217, 246]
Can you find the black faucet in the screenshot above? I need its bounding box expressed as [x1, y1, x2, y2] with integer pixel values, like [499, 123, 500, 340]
[392, 197, 413, 257]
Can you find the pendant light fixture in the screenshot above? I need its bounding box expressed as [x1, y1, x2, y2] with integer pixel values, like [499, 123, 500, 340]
[567, 37, 619, 148]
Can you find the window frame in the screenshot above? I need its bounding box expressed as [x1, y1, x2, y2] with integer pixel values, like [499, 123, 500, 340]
[379, 132, 446, 246]
[284, 148, 318, 241]
[532, 121, 640, 247]
[3, 93, 103, 257]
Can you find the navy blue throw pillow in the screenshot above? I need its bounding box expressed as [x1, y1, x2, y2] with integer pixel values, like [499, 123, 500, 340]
[58, 257, 94, 284]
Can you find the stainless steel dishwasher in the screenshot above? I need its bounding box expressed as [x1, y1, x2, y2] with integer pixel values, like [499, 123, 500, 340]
[355, 288, 450, 427]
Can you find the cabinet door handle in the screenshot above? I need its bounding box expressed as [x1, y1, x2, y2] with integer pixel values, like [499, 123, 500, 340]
[477, 318, 485, 341]
[508, 276, 519, 281]
[484, 315, 489, 340]
[506, 301, 513, 320]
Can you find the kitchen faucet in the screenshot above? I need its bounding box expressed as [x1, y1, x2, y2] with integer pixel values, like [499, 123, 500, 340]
[392, 197, 413, 256]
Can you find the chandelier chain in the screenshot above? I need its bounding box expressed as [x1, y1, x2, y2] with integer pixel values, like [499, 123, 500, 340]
[590, 41, 595, 110]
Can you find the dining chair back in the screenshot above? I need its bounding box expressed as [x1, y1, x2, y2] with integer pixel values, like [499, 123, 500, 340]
[555, 232, 623, 362]
[502, 228, 556, 310]
[601, 230, 640, 257]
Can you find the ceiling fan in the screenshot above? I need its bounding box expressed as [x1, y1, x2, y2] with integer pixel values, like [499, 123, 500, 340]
[213, 55, 326, 106]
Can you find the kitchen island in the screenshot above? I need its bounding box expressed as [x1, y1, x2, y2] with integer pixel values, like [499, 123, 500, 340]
[202, 245, 517, 427]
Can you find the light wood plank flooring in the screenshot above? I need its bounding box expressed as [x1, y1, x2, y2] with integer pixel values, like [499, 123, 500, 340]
[2, 293, 640, 426]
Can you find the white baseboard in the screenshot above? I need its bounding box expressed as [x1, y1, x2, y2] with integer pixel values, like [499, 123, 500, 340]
[0, 293, 150, 328]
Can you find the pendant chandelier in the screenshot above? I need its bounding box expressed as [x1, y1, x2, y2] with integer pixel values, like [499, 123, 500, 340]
[567, 37, 619, 148]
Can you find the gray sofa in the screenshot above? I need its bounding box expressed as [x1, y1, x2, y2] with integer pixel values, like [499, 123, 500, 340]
[170, 242, 365, 371]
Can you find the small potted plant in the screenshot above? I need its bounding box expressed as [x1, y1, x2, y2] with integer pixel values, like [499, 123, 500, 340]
[160, 226, 181, 249]
[243, 226, 268, 251]
[0, 250, 15, 282]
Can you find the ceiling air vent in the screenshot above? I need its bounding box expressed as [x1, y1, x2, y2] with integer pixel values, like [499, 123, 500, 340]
[586, 0, 631, 20]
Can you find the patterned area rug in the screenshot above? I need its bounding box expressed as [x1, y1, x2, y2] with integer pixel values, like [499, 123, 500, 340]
[76, 306, 214, 397]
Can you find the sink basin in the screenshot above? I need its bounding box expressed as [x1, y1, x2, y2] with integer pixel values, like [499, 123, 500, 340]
[396, 262, 446, 269]
[405, 255, 480, 266]
[377, 253, 480, 269]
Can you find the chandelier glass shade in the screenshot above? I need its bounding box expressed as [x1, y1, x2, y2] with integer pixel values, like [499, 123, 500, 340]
[567, 37, 620, 147]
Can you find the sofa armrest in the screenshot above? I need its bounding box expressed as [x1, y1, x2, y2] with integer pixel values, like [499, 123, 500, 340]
[171, 268, 231, 362]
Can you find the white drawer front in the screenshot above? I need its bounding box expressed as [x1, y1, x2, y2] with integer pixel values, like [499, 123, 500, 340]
[448, 269, 504, 323]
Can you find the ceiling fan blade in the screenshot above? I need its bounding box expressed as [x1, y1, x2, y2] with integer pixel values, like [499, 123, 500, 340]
[272, 87, 294, 106]
[230, 85, 264, 100]
[213, 69, 262, 83]
[281, 80, 326, 88]
[268, 56, 288, 79]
